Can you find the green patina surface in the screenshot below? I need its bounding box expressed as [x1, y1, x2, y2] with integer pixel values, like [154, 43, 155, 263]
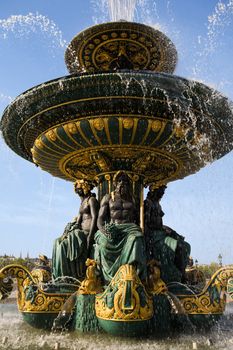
[94, 223, 147, 284]
[97, 319, 150, 337]
[22, 313, 58, 330]
[151, 229, 191, 283]
[74, 294, 101, 333]
[52, 221, 87, 280]
[1, 72, 232, 166]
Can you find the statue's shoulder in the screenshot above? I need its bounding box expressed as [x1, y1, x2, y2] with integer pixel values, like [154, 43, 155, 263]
[88, 194, 99, 205]
[100, 194, 111, 206]
[144, 197, 153, 208]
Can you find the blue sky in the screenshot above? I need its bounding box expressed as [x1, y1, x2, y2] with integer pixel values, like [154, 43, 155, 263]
[0, 0, 233, 264]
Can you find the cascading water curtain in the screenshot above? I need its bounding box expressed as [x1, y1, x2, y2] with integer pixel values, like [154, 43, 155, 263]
[107, 0, 137, 21]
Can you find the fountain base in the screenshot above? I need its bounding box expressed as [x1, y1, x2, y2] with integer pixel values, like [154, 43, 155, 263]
[0, 263, 233, 337]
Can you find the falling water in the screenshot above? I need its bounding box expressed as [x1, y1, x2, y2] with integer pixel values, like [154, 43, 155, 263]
[0, 302, 233, 349]
[0, 93, 13, 104]
[107, 0, 137, 21]
[92, 0, 156, 24]
[207, 0, 233, 54]
[191, 0, 233, 93]
[0, 12, 67, 49]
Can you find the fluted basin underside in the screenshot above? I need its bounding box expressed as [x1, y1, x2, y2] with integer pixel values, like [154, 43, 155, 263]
[1, 71, 233, 185]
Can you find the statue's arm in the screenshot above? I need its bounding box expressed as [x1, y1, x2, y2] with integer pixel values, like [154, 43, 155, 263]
[87, 197, 99, 249]
[144, 199, 152, 228]
[75, 213, 82, 228]
[97, 194, 110, 234]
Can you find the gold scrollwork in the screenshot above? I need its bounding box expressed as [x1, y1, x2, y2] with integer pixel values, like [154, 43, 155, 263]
[31, 268, 52, 285]
[178, 266, 233, 314]
[95, 264, 153, 321]
[0, 264, 75, 313]
[90, 151, 111, 173]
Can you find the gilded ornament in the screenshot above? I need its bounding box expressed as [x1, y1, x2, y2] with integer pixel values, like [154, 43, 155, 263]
[31, 268, 52, 285]
[139, 36, 146, 42]
[74, 179, 95, 195]
[132, 174, 139, 182]
[174, 125, 187, 138]
[193, 131, 202, 143]
[0, 264, 74, 313]
[178, 266, 233, 315]
[122, 118, 134, 129]
[91, 152, 111, 172]
[35, 139, 43, 149]
[67, 122, 77, 134]
[151, 120, 162, 132]
[105, 174, 111, 181]
[95, 264, 153, 321]
[146, 260, 167, 295]
[57, 144, 181, 185]
[92, 118, 105, 131]
[46, 129, 57, 142]
[65, 22, 177, 74]
[78, 259, 102, 295]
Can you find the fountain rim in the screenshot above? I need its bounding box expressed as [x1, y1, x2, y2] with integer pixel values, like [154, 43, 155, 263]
[1, 69, 232, 116]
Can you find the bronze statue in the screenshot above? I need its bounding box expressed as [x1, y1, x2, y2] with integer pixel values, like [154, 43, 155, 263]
[144, 185, 166, 231]
[144, 185, 190, 283]
[73, 179, 99, 254]
[52, 180, 99, 280]
[94, 171, 146, 284]
[97, 172, 137, 231]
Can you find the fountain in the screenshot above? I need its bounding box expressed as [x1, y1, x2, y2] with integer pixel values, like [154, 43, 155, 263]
[0, 11, 233, 338]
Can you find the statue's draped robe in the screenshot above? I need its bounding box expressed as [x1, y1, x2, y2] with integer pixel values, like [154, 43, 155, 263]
[94, 223, 147, 284]
[52, 222, 88, 280]
[150, 228, 191, 283]
[144, 196, 190, 283]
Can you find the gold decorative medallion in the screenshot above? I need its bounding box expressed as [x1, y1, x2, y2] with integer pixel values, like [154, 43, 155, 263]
[95, 264, 153, 321]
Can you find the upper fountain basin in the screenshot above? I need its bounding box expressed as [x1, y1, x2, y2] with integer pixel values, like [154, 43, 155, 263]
[1, 71, 233, 186]
[65, 21, 177, 74]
